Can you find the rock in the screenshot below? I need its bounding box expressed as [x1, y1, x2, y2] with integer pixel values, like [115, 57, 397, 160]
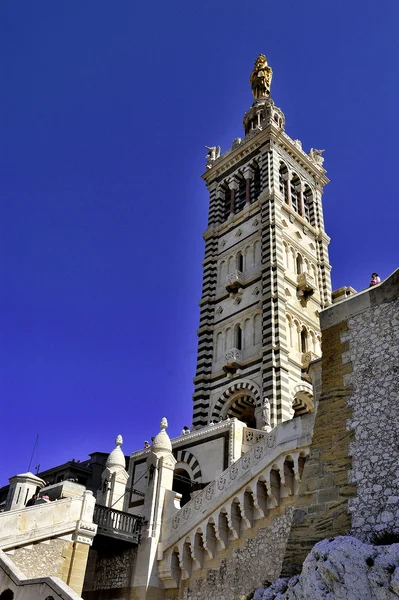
[254, 536, 399, 599]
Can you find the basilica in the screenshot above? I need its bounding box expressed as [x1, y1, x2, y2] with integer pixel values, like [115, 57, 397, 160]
[0, 55, 398, 600]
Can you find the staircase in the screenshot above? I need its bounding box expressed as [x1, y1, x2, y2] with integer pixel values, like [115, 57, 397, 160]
[158, 415, 313, 589]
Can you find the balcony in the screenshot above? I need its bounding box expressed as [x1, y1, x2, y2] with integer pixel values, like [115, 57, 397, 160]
[93, 504, 143, 544]
[297, 272, 316, 295]
[223, 348, 243, 373]
[225, 270, 244, 293]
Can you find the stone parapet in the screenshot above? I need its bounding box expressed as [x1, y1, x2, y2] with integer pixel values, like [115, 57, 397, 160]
[0, 491, 97, 551]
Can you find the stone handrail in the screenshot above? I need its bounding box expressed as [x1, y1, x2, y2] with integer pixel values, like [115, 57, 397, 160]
[0, 491, 97, 551]
[161, 415, 313, 552]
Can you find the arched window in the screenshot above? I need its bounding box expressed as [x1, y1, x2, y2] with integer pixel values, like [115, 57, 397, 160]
[296, 253, 303, 274]
[235, 176, 246, 214]
[252, 163, 261, 202]
[235, 324, 242, 350]
[291, 174, 300, 213]
[236, 251, 243, 272]
[303, 185, 314, 225]
[221, 186, 232, 222]
[279, 164, 288, 203]
[300, 328, 308, 353]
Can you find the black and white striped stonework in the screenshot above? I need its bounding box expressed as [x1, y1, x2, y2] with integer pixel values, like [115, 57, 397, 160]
[174, 449, 202, 482]
[211, 380, 261, 420]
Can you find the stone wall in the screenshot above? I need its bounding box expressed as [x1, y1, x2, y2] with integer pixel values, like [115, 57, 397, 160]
[346, 295, 399, 539]
[11, 538, 71, 580]
[281, 267, 399, 576]
[83, 537, 137, 600]
[0, 549, 81, 600]
[181, 509, 294, 600]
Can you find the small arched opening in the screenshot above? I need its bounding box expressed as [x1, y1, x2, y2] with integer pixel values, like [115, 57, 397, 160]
[300, 327, 308, 353]
[234, 324, 243, 350]
[173, 468, 192, 507]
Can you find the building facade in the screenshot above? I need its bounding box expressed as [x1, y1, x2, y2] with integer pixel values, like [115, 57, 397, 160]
[193, 54, 332, 431]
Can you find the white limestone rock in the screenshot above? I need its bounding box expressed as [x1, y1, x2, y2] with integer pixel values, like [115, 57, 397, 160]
[254, 536, 399, 599]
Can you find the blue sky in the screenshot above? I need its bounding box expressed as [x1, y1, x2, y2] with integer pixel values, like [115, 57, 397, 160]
[1, 1, 398, 484]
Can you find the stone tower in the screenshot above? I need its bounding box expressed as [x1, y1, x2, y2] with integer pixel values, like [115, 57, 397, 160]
[193, 54, 331, 430]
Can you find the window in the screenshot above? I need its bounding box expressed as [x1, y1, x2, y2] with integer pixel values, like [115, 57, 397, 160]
[291, 175, 300, 213]
[235, 177, 246, 214]
[222, 187, 232, 222]
[236, 251, 243, 272]
[279, 164, 288, 203]
[296, 254, 303, 274]
[303, 185, 314, 225]
[235, 324, 242, 350]
[300, 328, 308, 353]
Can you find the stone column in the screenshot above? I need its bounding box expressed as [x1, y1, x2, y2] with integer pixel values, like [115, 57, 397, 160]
[131, 418, 176, 600]
[66, 490, 97, 595]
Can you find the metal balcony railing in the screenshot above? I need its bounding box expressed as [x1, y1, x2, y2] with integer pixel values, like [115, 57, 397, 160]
[93, 504, 143, 544]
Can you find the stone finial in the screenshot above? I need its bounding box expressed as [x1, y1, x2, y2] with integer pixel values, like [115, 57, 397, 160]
[106, 434, 126, 469]
[152, 417, 172, 455]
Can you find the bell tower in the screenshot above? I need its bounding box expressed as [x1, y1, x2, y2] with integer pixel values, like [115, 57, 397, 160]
[192, 54, 331, 430]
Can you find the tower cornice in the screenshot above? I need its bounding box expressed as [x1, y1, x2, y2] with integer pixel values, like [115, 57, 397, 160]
[202, 123, 329, 187]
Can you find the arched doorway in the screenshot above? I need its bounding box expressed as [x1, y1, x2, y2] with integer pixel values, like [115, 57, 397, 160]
[172, 468, 191, 507]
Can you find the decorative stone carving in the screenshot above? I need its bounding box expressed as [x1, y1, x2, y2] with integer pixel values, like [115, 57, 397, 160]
[183, 506, 192, 520]
[242, 455, 251, 470]
[172, 514, 180, 529]
[230, 466, 238, 480]
[206, 482, 216, 501]
[254, 445, 264, 460]
[194, 495, 203, 510]
[217, 477, 226, 491]
[309, 148, 325, 167]
[205, 145, 221, 169]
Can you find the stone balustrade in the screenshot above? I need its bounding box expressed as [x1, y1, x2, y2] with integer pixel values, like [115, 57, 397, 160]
[0, 491, 97, 551]
[158, 416, 312, 588]
[297, 272, 316, 294]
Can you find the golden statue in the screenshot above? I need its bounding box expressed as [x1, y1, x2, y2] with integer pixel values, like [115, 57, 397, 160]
[250, 54, 273, 100]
